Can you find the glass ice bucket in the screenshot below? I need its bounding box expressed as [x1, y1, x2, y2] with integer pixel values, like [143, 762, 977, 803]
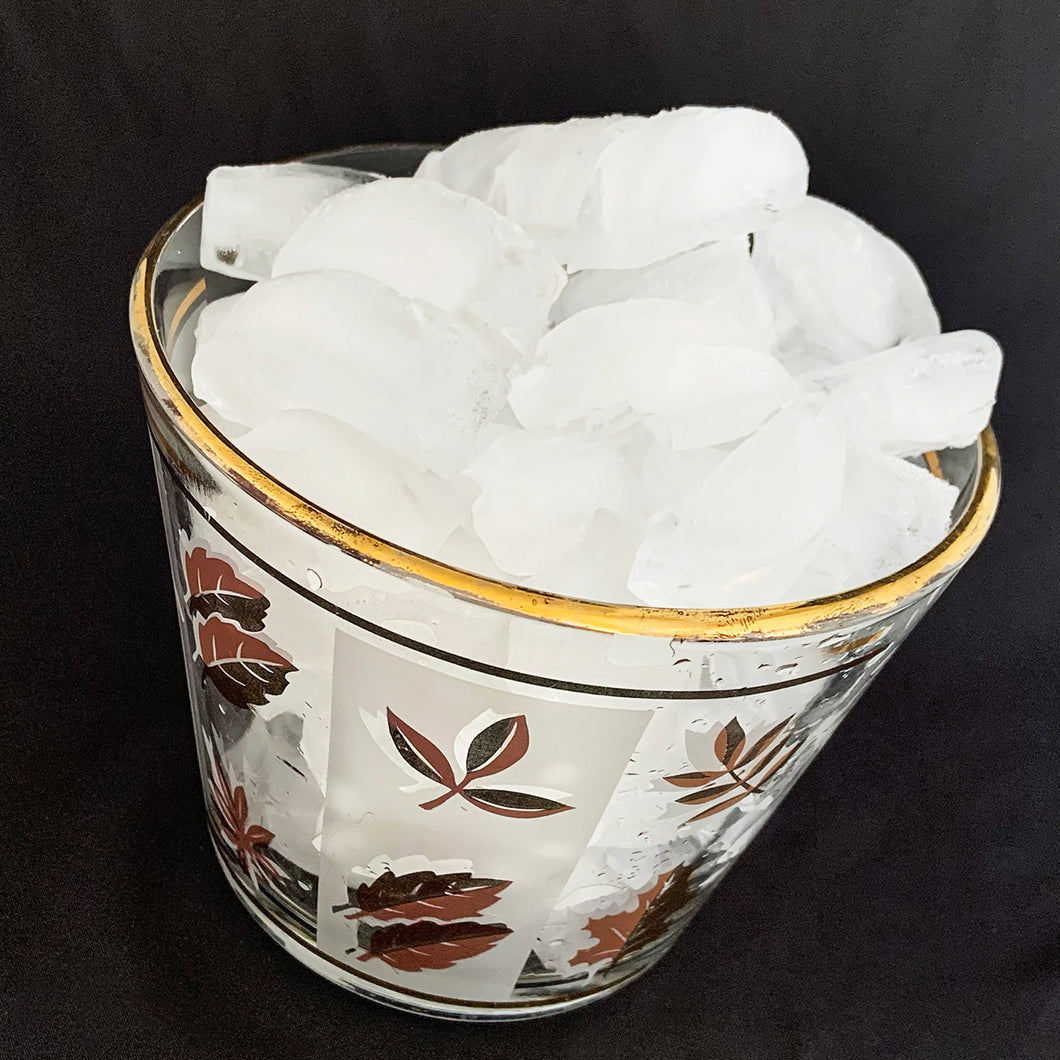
[129, 144, 1000, 1020]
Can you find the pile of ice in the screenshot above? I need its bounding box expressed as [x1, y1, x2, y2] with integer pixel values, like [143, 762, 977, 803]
[191, 107, 1002, 607]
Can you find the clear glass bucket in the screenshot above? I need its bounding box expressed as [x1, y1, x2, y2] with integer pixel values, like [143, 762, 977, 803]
[128, 144, 1000, 1021]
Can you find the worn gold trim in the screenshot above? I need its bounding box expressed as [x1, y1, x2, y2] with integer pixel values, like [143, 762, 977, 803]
[129, 186, 1001, 640]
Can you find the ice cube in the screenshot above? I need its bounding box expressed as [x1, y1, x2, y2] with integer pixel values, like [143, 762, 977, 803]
[577, 107, 809, 269]
[636, 441, 730, 522]
[510, 299, 795, 449]
[522, 511, 642, 603]
[803, 330, 1002, 455]
[490, 115, 641, 233]
[789, 449, 959, 598]
[200, 162, 375, 280]
[466, 429, 628, 577]
[192, 296, 254, 439]
[753, 196, 941, 364]
[194, 292, 243, 345]
[199, 403, 250, 441]
[190, 270, 508, 474]
[271, 177, 565, 359]
[421, 107, 808, 269]
[629, 403, 847, 607]
[415, 125, 531, 201]
[550, 237, 776, 350]
[436, 525, 511, 581]
[236, 410, 472, 552]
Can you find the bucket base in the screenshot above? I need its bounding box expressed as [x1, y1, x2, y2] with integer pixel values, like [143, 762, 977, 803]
[214, 844, 650, 1021]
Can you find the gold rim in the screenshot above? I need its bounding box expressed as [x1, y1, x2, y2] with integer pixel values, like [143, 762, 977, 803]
[129, 188, 1001, 640]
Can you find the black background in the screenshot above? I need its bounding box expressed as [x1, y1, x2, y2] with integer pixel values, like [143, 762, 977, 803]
[3, 1, 1058, 1056]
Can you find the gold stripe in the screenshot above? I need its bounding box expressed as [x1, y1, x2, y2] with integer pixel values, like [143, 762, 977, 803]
[129, 192, 1001, 640]
[169, 276, 207, 335]
[924, 450, 944, 480]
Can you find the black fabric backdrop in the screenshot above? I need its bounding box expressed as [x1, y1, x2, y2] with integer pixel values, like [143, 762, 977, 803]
[2, 1, 1058, 1056]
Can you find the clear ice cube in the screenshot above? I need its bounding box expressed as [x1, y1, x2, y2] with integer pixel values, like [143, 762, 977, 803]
[200, 162, 375, 280]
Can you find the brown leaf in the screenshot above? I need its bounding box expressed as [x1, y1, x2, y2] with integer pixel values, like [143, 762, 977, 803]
[184, 547, 269, 631]
[714, 718, 746, 766]
[736, 715, 795, 770]
[571, 873, 670, 967]
[741, 739, 793, 785]
[243, 824, 275, 845]
[385, 709, 457, 790]
[685, 792, 749, 822]
[332, 869, 510, 922]
[573, 862, 698, 968]
[464, 715, 529, 781]
[619, 862, 696, 958]
[462, 788, 573, 819]
[197, 617, 296, 709]
[753, 746, 797, 786]
[664, 769, 729, 788]
[357, 920, 511, 972]
[673, 779, 745, 805]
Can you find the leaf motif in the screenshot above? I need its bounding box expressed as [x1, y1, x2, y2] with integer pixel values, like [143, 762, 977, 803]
[740, 739, 793, 785]
[571, 873, 670, 967]
[673, 715, 802, 825]
[244, 824, 275, 845]
[356, 920, 512, 972]
[464, 715, 530, 781]
[385, 709, 457, 788]
[664, 769, 729, 788]
[184, 547, 269, 631]
[231, 785, 248, 829]
[462, 788, 573, 819]
[197, 616, 297, 709]
[332, 869, 510, 922]
[714, 718, 746, 766]
[673, 779, 745, 805]
[753, 746, 797, 786]
[736, 715, 795, 770]
[190, 591, 270, 632]
[619, 861, 696, 958]
[685, 792, 749, 822]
